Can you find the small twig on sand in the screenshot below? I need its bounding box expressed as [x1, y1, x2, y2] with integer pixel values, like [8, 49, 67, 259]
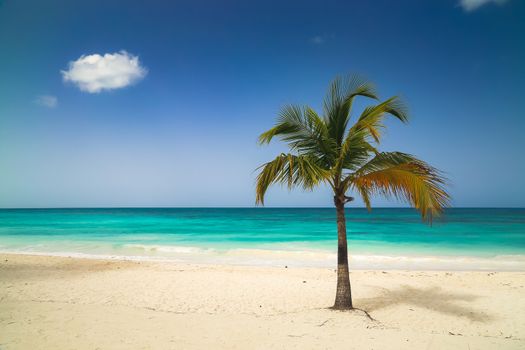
[317, 319, 332, 327]
[353, 308, 376, 322]
[328, 306, 377, 322]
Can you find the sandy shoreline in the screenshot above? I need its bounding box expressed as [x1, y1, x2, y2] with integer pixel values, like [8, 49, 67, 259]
[3, 248, 525, 271]
[1, 254, 524, 349]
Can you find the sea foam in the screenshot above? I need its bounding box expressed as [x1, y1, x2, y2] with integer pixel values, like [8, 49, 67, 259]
[2, 246, 525, 271]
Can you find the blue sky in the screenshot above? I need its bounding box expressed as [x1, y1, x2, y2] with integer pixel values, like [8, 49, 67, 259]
[0, 0, 524, 208]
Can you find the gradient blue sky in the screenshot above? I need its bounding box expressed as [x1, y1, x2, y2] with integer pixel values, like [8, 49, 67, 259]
[0, 0, 524, 208]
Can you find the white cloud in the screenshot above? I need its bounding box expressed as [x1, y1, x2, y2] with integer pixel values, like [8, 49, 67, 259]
[61, 51, 147, 93]
[459, 0, 508, 12]
[35, 95, 58, 108]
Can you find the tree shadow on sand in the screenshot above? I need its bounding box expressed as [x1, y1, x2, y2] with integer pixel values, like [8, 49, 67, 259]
[356, 285, 493, 322]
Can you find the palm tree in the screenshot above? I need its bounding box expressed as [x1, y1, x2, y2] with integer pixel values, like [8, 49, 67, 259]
[255, 75, 450, 310]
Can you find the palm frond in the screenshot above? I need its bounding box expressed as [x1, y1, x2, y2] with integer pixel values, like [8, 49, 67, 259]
[255, 153, 331, 205]
[323, 75, 378, 146]
[349, 96, 408, 143]
[258, 105, 336, 164]
[335, 128, 378, 176]
[354, 184, 372, 210]
[347, 152, 450, 221]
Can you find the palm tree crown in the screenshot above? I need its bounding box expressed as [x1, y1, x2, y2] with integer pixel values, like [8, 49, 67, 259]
[256, 76, 449, 221]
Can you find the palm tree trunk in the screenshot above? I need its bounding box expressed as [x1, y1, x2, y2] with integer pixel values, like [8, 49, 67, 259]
[333, 195, 353, 310]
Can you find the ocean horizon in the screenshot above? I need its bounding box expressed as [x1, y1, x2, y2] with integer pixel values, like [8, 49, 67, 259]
[1, 207, 524, 271]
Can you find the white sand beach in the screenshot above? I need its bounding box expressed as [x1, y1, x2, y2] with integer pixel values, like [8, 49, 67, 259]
[1, 253, 524, 349]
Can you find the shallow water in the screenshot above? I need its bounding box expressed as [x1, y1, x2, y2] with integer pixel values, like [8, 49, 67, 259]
[1, 208, 524, 270]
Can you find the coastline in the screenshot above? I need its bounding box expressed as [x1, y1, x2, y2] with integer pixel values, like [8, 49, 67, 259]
[1, 247, 524, 271]
[1, 253, 524, 349]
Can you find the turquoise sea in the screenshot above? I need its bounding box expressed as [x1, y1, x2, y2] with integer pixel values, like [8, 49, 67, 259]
[0, 208, 524, 270]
